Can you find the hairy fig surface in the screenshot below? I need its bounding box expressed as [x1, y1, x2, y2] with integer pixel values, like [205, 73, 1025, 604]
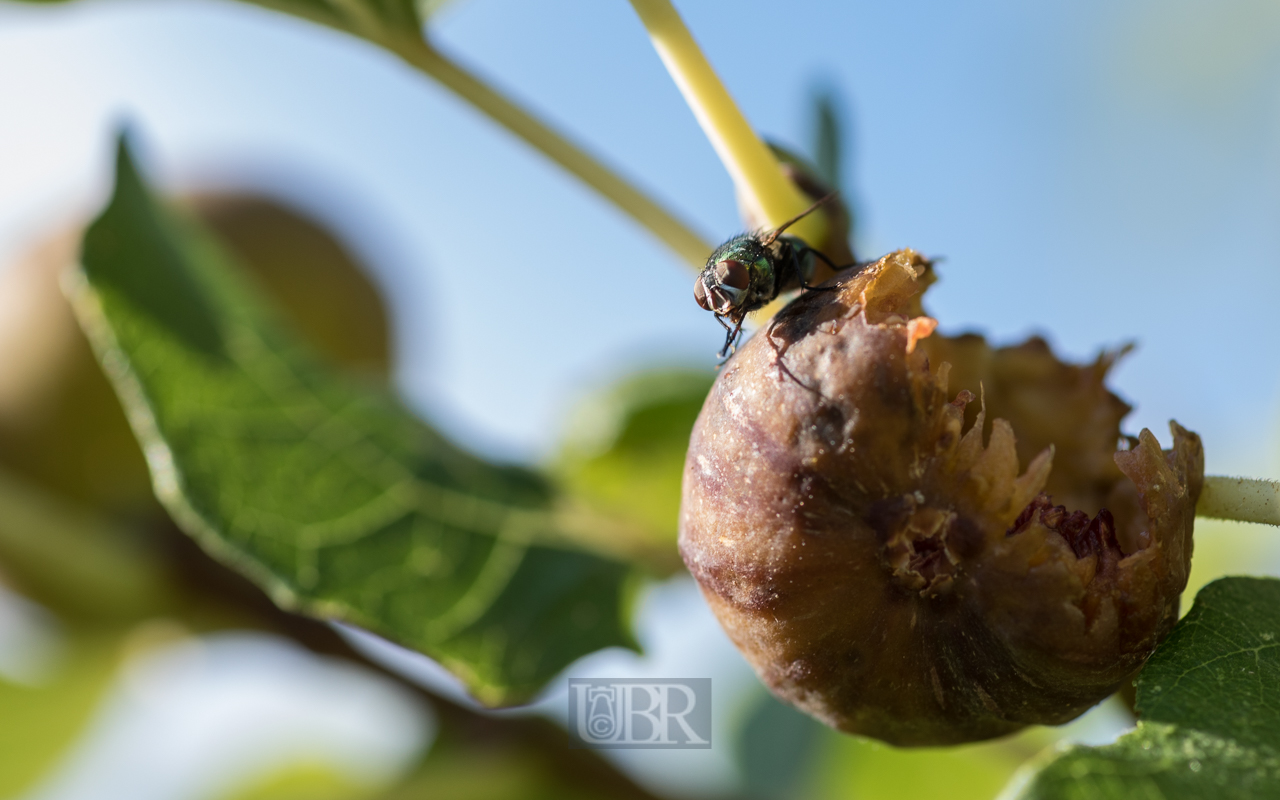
[679, 250, 1202, 746]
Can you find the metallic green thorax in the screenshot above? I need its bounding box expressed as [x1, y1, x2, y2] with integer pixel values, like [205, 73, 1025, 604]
[705, 235, 775, 311]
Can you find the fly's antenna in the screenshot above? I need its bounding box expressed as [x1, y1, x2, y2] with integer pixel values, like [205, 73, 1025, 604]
[759, 192, 839, 246]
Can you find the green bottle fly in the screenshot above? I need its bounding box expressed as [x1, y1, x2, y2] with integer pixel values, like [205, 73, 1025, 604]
[694, 194, 855, 356]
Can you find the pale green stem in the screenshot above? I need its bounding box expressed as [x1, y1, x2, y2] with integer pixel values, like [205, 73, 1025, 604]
[383, 34, 712, 269]
[627, 0, 827, 245]
[1198, 476, 1280, 527]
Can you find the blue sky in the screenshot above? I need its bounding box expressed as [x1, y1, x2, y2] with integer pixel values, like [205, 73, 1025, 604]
[2, 0, 1278, 475]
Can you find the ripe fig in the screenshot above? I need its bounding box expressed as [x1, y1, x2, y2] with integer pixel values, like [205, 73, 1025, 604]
[679, 250, 1203, 746]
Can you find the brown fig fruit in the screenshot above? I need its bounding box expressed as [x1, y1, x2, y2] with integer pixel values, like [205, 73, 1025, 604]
[679, 250, 1202, 746]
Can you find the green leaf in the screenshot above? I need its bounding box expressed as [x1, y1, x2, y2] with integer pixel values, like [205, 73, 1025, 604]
[734, 690, 829, 800]
[552, 368, 712, 574]
[217, 762, 379, 800]
[68, 138, 637, 706]
[816, 730, 1027, 800]
[1011, 577, 1280, 800]
[222, 0, 463, 45]
[242, 0, 421, 42]
[0, 467, 171, 623]
[1137, 578, 1280, 747]
[0, 631, 126, 797]
[810, 88, 843, 191]
[7, 0, 439, 43]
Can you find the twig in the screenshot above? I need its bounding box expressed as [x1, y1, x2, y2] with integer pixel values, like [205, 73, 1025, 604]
[1198, 476, 1280, 527]
[385, 35, 712, 269]
[627, 0, 828, 245]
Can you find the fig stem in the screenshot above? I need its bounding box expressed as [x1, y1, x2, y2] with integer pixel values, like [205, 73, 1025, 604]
[1198, 476, 1280, 527]
[380, 35, 712, 269]
[626, 0, 829, 245]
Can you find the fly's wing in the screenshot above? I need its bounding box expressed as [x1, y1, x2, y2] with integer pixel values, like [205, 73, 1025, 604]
[770, 237, 813, 294]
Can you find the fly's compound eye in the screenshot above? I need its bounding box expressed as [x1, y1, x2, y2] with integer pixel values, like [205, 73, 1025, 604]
[694, 277, 712, 310]
[714, 260, 751, 292]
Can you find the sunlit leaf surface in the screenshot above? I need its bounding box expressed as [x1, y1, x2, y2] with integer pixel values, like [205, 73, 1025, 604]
[69, 141, 637, 705]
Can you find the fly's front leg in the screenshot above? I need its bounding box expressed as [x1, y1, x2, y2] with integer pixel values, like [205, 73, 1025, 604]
[717, 315, 746, 360]
[714, 314, 734, 359]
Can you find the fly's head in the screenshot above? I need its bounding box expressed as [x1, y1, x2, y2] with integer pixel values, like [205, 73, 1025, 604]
[694, 236, 772, 321]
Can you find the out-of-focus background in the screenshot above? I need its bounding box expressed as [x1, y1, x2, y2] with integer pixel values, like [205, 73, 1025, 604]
[0, 0, 1278, 798]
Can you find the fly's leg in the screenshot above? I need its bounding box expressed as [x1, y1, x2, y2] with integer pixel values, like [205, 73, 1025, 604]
[801, 280, 840, 293]
[804, 246, 858, 273]
[717, 315, 745, 360]
[795, 245, 864, 292]
[714, 314, 734, 359]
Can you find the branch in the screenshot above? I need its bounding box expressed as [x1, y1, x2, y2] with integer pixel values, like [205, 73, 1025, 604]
[1198, 475, 1280, 527]
[627, 0, 827, 245]
[385, 34, 712, 269]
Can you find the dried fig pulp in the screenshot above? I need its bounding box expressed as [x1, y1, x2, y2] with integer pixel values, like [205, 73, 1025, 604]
[679, 250, 1202, 746]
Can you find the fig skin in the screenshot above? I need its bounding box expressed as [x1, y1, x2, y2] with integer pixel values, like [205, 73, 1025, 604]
[679, 250, 1203, 746]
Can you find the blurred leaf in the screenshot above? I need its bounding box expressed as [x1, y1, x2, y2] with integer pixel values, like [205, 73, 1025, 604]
[224, 0, 420, 42]
[553, 368, 712, 573]
[805, 85, 860, 260]
[5, 0, 451, 43]
[1012, 577, 1280, 799]
[385, 749, 610, 800]
[810, 89, 843, 191]
[764, 138, 856, 273]
[813, 733, 1027, 800]
[415, 0, 466, 20]
[1183, 519, 1280, 608]
[219, 762, 378, 800]
[68, 139, 637, 706]
[0, 467, 170, 622]
[0, 631, 124, 797]
[193, 0, 465, 46]
[734, 690, 828, 800]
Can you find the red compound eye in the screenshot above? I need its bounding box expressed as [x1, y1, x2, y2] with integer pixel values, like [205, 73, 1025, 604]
[714, 259, 750, 291]
[694, 278, 711, 310]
